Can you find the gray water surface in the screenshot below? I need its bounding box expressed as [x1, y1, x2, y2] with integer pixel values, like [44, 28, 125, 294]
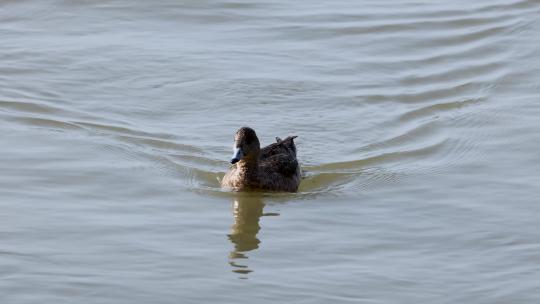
[2, 0, 540, 303]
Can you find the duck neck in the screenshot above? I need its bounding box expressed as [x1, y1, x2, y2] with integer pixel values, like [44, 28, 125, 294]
[236, 156, 259, 179]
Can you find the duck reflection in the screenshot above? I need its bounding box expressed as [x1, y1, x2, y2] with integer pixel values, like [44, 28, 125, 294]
[227, 194, 278, 275]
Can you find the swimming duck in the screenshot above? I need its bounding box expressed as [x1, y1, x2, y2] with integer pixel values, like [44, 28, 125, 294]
[221, 127, 301, 192]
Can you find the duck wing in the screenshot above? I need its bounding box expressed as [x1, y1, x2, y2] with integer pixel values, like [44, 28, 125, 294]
[260, 153, 299, 177]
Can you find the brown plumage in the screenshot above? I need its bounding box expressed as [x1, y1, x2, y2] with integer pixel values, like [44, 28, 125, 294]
[221, 127, 301, 192]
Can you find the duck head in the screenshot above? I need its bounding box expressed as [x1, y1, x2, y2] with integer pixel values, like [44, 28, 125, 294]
[231, 127, 261, 164]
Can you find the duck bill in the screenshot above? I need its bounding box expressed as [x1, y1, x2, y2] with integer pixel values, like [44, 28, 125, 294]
[230, 147, 244, 164]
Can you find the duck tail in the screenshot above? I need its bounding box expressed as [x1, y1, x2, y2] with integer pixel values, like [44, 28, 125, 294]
[276, 135, 297, 142]
[280, 135, 298, 155]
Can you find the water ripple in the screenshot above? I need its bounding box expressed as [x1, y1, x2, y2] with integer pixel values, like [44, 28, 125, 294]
[1, 0, 536, 199]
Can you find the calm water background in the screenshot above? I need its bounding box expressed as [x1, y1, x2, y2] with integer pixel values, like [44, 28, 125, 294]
[2, 0, 540, 303]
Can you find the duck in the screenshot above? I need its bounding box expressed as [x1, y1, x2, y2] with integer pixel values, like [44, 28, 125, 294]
[221, 127, 301, 192]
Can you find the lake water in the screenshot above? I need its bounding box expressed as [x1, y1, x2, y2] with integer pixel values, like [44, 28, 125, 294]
[1, 0, 540, 303]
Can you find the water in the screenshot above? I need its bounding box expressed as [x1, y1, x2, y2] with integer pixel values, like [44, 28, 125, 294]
[2, 0, 540, 302]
